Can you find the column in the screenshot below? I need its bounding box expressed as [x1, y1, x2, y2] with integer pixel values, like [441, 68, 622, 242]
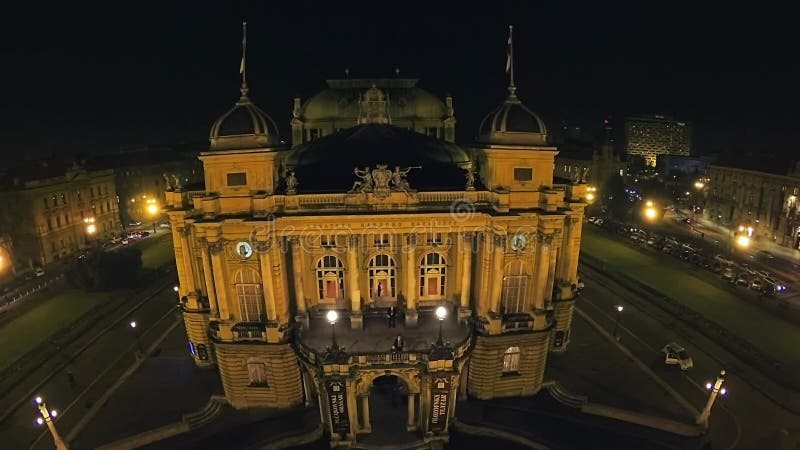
[361, 395, 371, 432]
[459, 233, 473, 320]
[407, 393, 416, 430]
[545, 234, 559, 304]
[489, 235, 505, 313]
[405, 234, 418, 327]
[209, 241, 230, 319]
[348, 236, 363, 329]
[477, 233, 493, 316]
[565, 217, 581, 282]
[290, 238, 307, 315]
[533, 233, 552, 311]
[257, 242, 277, 322]
[200, 242, 218, 317]
[179, 227, 196, 294]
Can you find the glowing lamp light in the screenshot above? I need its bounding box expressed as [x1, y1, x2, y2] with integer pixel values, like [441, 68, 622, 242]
[616, 305, 624, 313]
[129, 321, 137, 329]
[435, 306, 447, 320]
[173, 285, 179, 292]
[326, 310, 338, 324]
[645, 200, 653, 207]
[586, 193, 595, 202]
[86, 224, 97, 234]
[36, 417, 44, 425]
[645, 207, 657, 219]
[706, 382, 713, 390]
[737, 235, 751, 248]
[50, 410, 57, 417]
[720, 388, 728, 396]
[35, 396, 42, 404]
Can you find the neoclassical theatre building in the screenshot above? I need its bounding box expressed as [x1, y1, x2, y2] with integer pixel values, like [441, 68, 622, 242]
[165, 61, 588, 447]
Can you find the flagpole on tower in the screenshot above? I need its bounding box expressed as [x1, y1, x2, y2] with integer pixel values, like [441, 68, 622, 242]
[240, 20, 248, 90]
[506, 25, 515, 94]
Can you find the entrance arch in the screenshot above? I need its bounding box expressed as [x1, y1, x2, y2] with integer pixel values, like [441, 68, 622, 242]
[361, 374, 413, 436]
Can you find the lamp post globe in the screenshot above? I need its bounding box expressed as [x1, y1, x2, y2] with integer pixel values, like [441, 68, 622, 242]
[326, 310, 338, 349]
[435, 306, 447, 345]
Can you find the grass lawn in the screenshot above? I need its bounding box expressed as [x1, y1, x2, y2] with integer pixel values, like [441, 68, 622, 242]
[0, 289, 112, 372]
[581, 226, 800, 366]
[138, 234, 176, 270]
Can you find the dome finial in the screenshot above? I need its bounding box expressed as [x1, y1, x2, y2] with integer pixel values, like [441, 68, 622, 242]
[505, 25, 516, 97]
[239, 20, 248, 99]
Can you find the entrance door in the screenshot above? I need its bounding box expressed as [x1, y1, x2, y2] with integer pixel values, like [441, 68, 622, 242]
[366, 375, 409, 436]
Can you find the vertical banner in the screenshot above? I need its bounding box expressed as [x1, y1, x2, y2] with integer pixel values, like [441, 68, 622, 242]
[429, 374, 451, 432]
[326, 379, 350, 434]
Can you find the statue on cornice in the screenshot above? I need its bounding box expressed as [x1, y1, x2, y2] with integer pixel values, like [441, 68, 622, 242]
[163, 173, 173, 191]
[464, 166, 476, 191]
[285, 171, 298, 195]
[351, 166, 373, 193]
[391, 166, 417, 195]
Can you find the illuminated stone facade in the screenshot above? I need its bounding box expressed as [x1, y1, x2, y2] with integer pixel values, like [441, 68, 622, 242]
[625, 115, 691, 167]
[0, 164, 120, 268]
[705, 163, 800, 249]
[166, 71, 587, 447]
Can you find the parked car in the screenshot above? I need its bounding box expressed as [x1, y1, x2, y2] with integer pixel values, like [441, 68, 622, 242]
[661, 343, 693, 371]
[710, 262, 723, 273]
[756, 250, 775, 259]
[128, 221, 142, 226]
[722, 269, 735, 283]
[735, 274, 750, 287]
[715, 255, 734, 266]
[34, 267, 45, 277]
[750, 279, 763, 291]
[159, 222, 171, 229]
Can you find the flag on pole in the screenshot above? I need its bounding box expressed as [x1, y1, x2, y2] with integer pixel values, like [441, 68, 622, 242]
[240, 21, 247, 76]
[505, 26, 513, 73]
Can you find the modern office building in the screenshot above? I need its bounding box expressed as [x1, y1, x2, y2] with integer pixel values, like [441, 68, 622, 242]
[165, 38, 588, 448]
[625, 115, 691, 167]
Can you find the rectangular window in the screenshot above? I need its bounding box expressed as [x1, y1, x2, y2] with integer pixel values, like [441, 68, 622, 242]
[60, 193, 66, 205]
[227, 172, 247, 186]
[320, 234, 335, 247]
[428, 232, 443, 244]
[43, 197, 49, 210]
[308, 128, 321, 140]
[373, 233, 390, 246]
[248, 362, 268, 387]
[426, 127, 439, 138]
[56, 216, 61, 227]
[514, 168, 533, 181]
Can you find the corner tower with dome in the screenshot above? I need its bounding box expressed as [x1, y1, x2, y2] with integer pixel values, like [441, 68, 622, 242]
[164, 25, 588, 448]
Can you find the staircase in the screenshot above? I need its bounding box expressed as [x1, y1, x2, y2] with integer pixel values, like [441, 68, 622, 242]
[182, 395, 226, 429]
[547, 381, 588, 409]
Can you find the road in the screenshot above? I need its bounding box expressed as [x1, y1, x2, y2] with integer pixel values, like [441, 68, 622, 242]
[0, 273, 179, 450]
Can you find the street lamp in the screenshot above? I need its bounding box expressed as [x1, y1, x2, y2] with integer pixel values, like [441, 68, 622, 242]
[34, 396, 69, 450]
[173, 285, 179, 293]
[326, 310, 338, 350]
[612, 305, 624, 341]
[643, 200, 658, 221]
[129, 320, 143, 357]
[146, 198, 159, 234]
[696, 370, 728, 427]
[435, 306, 447, 346]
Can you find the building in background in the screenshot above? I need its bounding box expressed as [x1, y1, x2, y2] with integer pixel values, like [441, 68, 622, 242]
[0, 161, 120, 268]
[705, 155, 800, 249]
[625, 115, 692, 167]
[554, 119, 627, 199]
[0, 234, 13, 279]
[166, 39, 588, 446]
[87, 147, 203, 227]
[656, 154, 715, 178]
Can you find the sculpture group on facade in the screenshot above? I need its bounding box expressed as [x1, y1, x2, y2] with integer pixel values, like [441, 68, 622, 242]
[285, 171, 298, 195]
[350, 164, 419, 197]
[464, 166, 476, 191]
[163, 172, 183, 191]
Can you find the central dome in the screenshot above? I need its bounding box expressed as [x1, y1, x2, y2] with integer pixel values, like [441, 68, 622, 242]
[284, 124, 471, 193]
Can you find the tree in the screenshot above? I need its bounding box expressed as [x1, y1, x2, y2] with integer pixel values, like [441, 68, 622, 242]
[604, 174, 631, 220]
[68, 247, 142, 291]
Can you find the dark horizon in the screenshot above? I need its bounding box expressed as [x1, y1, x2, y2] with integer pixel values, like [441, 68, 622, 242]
[2, 3, 798, 161]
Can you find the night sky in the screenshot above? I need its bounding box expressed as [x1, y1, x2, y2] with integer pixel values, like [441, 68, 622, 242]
[2, 2, 797, 161]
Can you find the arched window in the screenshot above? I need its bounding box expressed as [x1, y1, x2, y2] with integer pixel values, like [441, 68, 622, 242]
[503, 346, 520, 373]
[234, 268, 263, 322]
[247, 358, 268, 386]
[316, 256, 345, 301]
[369, 254, 396, 299]
[501, 260, 531, 314]
[419, 252, 446, 298]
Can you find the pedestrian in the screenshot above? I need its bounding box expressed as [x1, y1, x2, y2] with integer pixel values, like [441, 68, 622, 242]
[66, 367, 77, 390]
[394, 334, 404, 351]
[387, 305, 396, 328]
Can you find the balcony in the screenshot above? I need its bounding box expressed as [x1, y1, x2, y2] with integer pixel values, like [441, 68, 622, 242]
[294, 310, 472, 367]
